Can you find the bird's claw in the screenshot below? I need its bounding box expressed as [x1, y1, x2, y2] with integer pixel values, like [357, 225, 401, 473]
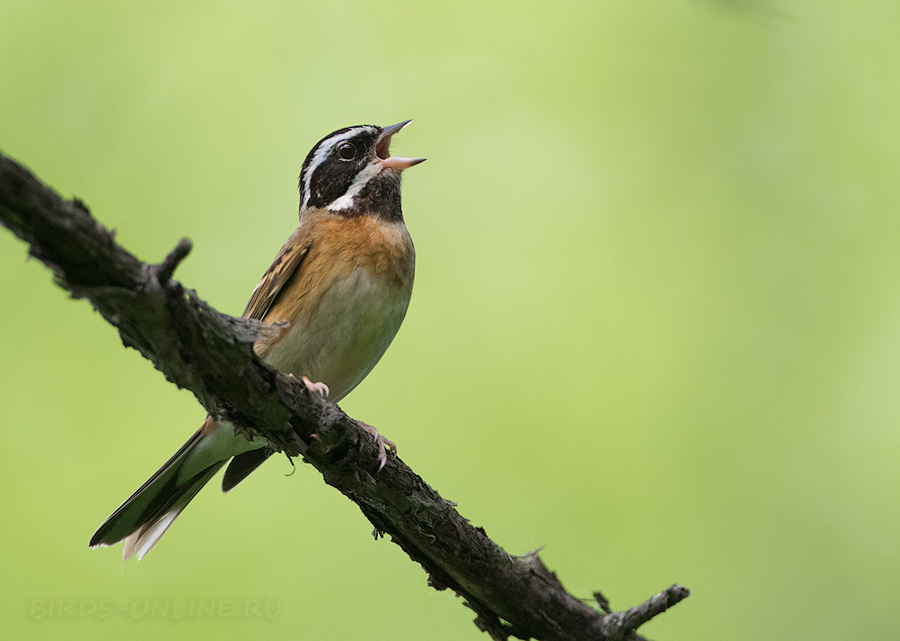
[301, 376, 330, 398]
[359, 421, 396, 472]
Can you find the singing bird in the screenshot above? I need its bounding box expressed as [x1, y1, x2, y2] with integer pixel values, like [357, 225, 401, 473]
[90, 121, 424, 560]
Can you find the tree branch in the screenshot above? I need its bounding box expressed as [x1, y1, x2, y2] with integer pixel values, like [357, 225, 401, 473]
[0, 150, 688, 640]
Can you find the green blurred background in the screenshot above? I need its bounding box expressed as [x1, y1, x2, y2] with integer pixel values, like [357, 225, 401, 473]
[2, 1, 899, 639]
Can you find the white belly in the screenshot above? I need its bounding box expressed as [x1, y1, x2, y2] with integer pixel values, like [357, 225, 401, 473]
[261, 268, 411, 402]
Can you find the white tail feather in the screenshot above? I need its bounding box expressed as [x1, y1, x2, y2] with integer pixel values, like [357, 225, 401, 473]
[123, 510, 182, 560]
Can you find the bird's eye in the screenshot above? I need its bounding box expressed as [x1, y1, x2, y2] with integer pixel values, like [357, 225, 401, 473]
[336, 142, 357, 160]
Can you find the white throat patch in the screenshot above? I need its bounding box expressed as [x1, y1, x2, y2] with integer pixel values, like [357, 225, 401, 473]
[328, 161, 382, 211]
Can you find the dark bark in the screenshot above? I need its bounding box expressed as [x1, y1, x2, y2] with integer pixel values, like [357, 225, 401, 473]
[0, 151, 689, 640]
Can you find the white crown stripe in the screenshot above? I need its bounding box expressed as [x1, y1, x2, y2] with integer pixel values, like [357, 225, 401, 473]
[300, 126, 378, 211]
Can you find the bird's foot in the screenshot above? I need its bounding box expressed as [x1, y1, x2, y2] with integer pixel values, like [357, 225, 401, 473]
[358, 421, 396, 472]
[301, 376, 330, 398]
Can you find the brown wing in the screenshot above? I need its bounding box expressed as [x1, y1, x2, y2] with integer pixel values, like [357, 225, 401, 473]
[242, 229, 312, 321]
[225, 229, 311, 491]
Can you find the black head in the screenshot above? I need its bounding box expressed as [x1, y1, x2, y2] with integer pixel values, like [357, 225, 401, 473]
[298, 121, 425, 221]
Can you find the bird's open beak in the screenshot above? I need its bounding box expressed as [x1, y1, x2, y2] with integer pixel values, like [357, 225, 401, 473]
[376, 120, 426, 171]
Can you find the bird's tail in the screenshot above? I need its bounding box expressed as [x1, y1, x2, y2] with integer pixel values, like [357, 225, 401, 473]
[89, 427, 235, 560]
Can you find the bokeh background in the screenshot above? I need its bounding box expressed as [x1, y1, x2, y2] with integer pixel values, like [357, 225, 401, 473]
[2, 1, 899, 639]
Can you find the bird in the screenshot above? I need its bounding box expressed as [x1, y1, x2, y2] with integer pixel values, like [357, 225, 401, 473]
[89, 120, 424, 560]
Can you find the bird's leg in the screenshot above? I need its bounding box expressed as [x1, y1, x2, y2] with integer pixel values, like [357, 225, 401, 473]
[357, 421, 396, 472]
[295, 375, 392, 469]
[300, 375, 330, 398]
